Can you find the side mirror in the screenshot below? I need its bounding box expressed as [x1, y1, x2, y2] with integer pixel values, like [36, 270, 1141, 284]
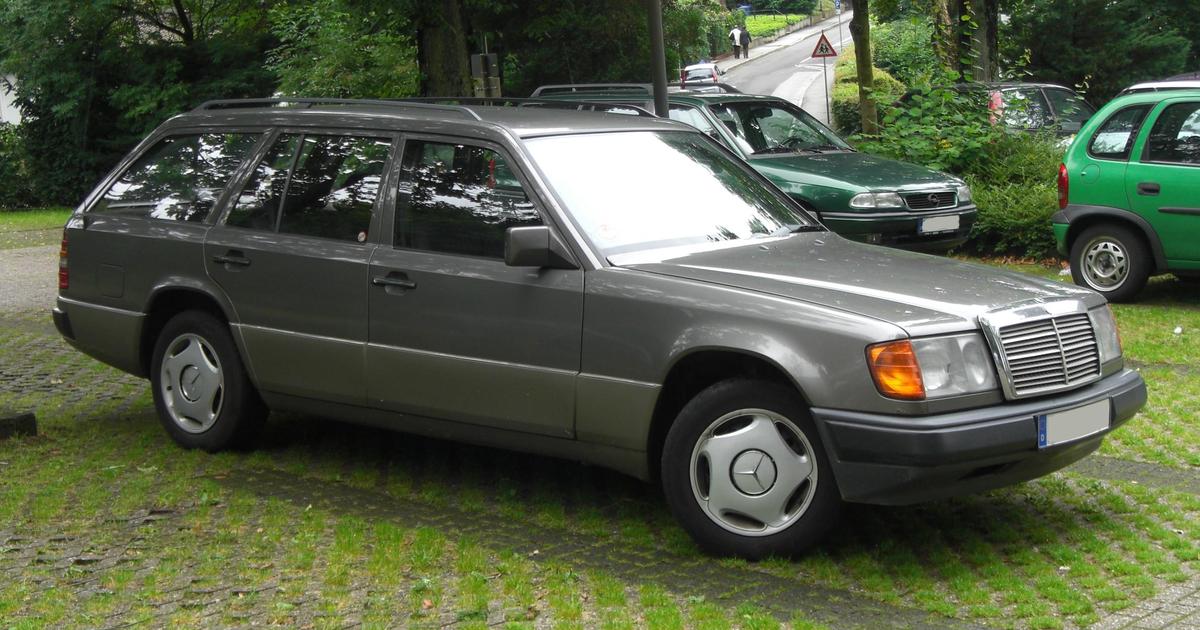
[504, 226, 578, 269]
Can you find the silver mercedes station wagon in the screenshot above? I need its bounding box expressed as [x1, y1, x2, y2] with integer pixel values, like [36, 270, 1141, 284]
[53, 99, 1146, 557]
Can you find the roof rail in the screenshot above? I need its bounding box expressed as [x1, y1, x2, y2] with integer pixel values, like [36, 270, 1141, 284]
[395, 97, 656, 118]
[193, 98, 483, 121]
[531, 84, 653, 97]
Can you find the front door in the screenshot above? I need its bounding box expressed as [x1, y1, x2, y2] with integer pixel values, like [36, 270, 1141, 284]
[206, 131, 395, 404]
[1127, 99, 1200, 264]
[366, 137, 584, 438]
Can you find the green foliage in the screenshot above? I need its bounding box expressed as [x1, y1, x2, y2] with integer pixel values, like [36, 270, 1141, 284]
[853, 83, 1001, 172]
[0, 122, 34, 209]
[268, 1, 418, 98]
[0, 0, 277, 205]
[1003, 0, 1193, 102]
[757, 0, 818, 13]
[830, 48, 906, 135]
[870, 17, 938, 86]
[744, 14, 802, 39]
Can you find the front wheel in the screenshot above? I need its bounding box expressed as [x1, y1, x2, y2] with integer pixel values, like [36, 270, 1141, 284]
[1069, 224, 1150, 303]
[661, 379, 841, 558]
[150, 310, 266, 451]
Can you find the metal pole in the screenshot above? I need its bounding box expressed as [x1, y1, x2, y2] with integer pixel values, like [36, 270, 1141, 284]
[822, 54, 830, 126]
[647, 0, 669, 117]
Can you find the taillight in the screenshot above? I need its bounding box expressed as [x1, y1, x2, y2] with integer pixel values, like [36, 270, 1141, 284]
[712, 69, 719, 82]
[1057, 163, 1069, 209]
[680, 70, 686, 83]
[58, 230, 69, 290]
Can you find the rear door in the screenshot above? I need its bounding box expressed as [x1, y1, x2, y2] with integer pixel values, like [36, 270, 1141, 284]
[1126, 99, 1200, 263]
[366, 136, 584, 438]
[205, 130, 396, 404]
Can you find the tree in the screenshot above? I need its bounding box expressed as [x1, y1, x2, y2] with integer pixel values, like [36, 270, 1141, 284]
[849, 0, 879, 133]
[1003, 0, 1190, 101]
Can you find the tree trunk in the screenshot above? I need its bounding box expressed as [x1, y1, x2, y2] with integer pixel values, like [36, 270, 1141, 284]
[849, 0, 878, 134]
[417, 0, 471, 96]
[966, 0, 999, 81]
[931, 0, 958, 72]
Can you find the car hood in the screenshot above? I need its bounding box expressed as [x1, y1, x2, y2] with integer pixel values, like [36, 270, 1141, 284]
[614, 234, 1102, 336]
[753, 151, 960, 191]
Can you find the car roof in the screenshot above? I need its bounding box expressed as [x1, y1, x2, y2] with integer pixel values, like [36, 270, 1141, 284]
[1119, 80, 1200, 93]
[164, 99, 686, 139]
[532, 87, 784, 107]
[1101, 89, 1200, 107]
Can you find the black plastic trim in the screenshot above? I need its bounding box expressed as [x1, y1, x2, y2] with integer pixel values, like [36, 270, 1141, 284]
[1053, 204, 1168, 271]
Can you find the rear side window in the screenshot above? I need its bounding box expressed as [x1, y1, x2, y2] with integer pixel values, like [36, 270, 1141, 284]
[1144, 102, 1200, 166]
[1088, 105, 1150, 160]
[226, 133, 392, 241]
[1000, 88, 1051, 129]
[93, 133, 259, 222]
[394, 139, 541, 258]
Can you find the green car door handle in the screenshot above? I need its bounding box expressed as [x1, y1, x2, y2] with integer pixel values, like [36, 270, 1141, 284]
[1137, 182, 1160, 196]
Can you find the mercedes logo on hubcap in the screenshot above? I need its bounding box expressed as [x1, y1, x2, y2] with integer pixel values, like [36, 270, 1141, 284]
[731, 450, 778, 496]
[180, 365, 202, 401]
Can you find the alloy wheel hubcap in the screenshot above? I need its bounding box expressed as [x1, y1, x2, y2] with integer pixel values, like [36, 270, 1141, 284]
[689, 409, 817, 536]
[159, 333, 224, 434]
[1083, 238, 1128, 290]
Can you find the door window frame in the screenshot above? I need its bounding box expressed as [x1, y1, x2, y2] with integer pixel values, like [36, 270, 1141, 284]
[1087, 104, 1152, 162]
[1137, 99, 1200, 168]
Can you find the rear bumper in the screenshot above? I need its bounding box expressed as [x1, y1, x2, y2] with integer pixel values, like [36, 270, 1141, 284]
[820, 206, 976, 251]
[810, 368, 1146, 505]
[54, 296, 147, 377]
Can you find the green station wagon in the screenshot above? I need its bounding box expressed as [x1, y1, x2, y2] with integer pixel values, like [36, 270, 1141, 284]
[533, 85, 977, 251]
[1054, 89, 1200, 301]
[56, 99, 1144, 557]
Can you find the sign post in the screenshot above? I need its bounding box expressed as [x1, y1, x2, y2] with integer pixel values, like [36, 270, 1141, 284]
[811, 32, 838, 126]
[835, 0, 843, 48]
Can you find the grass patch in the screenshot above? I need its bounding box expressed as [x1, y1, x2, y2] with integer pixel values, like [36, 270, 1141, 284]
[0, 207, 72, 249]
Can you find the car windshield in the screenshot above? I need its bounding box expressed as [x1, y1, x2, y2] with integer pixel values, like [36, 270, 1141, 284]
[524, 131, 817, 258]
[706, 100, 850, 155]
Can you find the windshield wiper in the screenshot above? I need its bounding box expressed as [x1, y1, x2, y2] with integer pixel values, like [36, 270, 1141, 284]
[809, 144, 851, 152]
[753, 146, 809, 155]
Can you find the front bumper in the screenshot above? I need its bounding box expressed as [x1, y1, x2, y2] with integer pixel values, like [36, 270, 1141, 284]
[819, 205, 977, 251]
[810, 368, 1146, 505]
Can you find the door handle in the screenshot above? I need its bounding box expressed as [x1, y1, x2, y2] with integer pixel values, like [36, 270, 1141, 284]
[1137, 182, 1161, 196]
[212, 252, 251, 267]
[372, 274, 417, 290]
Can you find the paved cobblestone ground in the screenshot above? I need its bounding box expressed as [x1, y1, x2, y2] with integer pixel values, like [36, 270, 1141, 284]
[1, 244, 1197, 629]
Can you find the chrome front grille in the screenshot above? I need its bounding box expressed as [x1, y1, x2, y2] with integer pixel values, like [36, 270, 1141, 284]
[996, 313, 1101, 397]
[902, 190, 957, 210]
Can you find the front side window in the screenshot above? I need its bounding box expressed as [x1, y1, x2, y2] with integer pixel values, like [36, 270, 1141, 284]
[94, 133, 260, 222]
[395, 140, 541, 258]
[707, 101, 849, 155]
[1144, 102, 1200, 165]
[1089, 105, 1150, 160]
[525, 131, 816, 257]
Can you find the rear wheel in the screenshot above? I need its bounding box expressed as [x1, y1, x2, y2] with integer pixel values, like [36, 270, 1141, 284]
[1070, 224, 1150, 302]
[150, 310, 266, 450]
[661, 379, 840, 558]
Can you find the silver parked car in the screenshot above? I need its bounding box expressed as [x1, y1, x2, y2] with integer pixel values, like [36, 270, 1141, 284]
[54, 98, 1145, 557]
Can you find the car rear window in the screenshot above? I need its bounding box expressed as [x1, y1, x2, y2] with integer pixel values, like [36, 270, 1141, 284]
[92, 133, 260, 222]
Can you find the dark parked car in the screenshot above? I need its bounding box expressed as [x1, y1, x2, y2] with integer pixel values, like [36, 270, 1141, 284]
[900, 82, 1096, 137]
[55, 98, 1144, 557]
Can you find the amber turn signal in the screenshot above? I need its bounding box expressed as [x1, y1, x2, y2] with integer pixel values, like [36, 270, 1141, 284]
[867, 340, 926, 401]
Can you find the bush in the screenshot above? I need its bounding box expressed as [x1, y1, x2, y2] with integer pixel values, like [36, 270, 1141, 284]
[870, 18, 939, 86]
[829, 47, 905, 135]
[0, 123, 35, 209]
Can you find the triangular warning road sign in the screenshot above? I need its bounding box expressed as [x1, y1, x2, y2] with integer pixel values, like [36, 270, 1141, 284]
[812, 33, 837, 58]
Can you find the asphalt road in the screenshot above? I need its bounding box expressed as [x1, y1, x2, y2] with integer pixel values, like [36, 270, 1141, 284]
[723, 12, 856, 118]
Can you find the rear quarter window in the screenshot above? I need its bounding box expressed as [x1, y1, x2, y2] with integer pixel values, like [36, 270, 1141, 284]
[92, 133, 260, 222]
[1088, 105, 1150, 160]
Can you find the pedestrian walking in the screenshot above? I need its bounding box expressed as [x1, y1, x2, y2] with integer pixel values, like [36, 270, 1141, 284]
[729, 26, 743, 59]
[739, 28, 752, 59]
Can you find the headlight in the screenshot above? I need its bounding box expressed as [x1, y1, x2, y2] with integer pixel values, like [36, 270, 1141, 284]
[849, 191, 904, 209]
[1088, 305, 1122, 364]
[867, 333, 998, 401]
[956, 184, 973, 203]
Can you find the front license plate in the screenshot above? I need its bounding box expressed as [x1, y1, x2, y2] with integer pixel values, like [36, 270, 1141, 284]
[1038, 400, 1111, 448]
[919, 214, 960, 234]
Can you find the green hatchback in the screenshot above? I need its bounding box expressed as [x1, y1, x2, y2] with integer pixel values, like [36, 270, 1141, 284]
[1054, 89, 1200, 301]
[533, 85, 976, 251]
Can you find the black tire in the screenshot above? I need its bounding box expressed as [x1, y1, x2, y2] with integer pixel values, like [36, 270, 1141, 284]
[660, 379, 841, 558]
[1069, 224, 1151, 303]
[150, 310, 266, 451]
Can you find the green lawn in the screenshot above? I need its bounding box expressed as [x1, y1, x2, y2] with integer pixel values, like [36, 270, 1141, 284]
[0, 207, 72, 249]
